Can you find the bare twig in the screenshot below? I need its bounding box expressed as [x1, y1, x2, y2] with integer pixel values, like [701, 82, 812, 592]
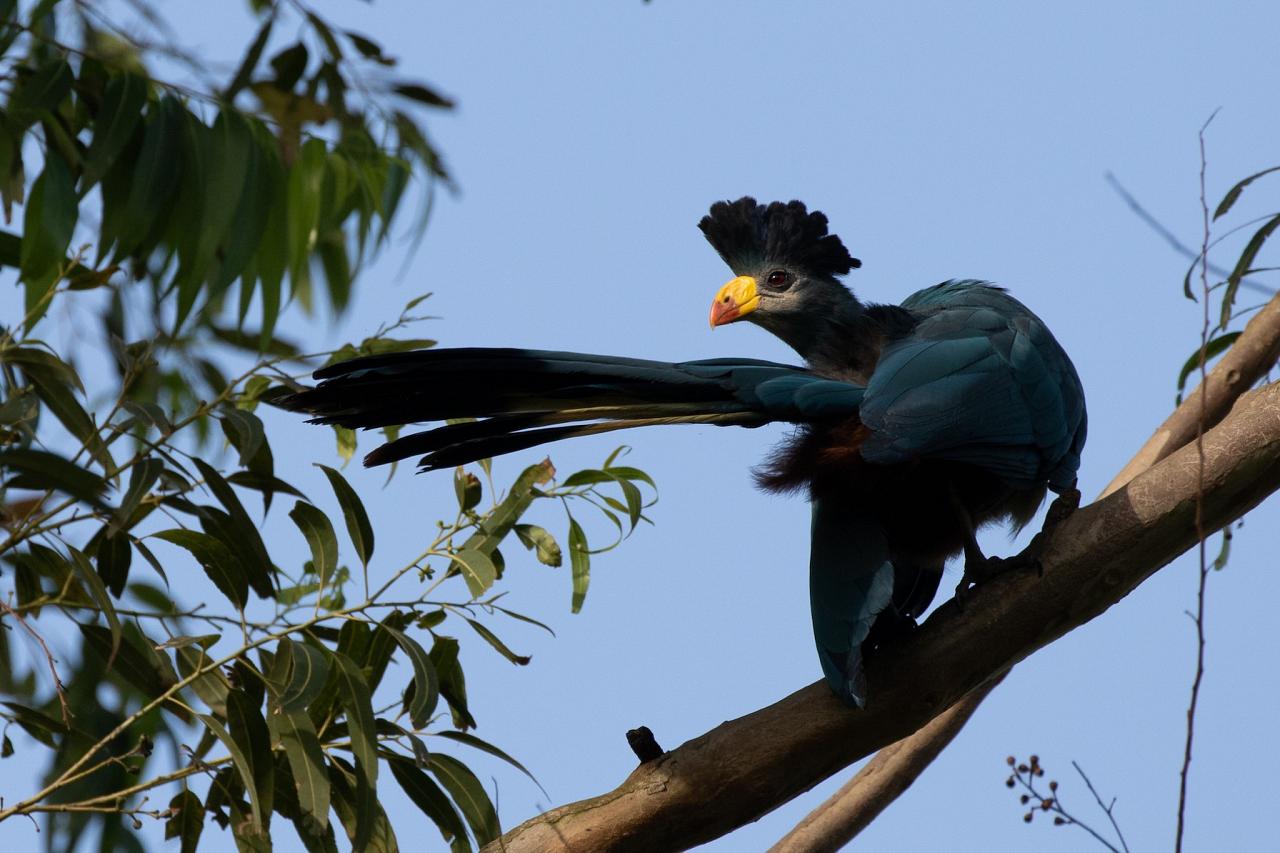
[1073, 760, 1130, 853]
[0, 599, 71, 725]
[1104, 171, 1274, 296]
[1176, 110, 1219, 853]
[1004, 755, 1126, 853]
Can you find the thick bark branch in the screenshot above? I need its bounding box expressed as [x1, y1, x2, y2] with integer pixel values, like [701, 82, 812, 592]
[485, 381, 1280, 852]
[771, 289, 1280, 849]
[767, 675, 1003, 853]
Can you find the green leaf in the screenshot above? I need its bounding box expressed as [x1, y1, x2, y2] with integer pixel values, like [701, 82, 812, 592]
[79, 623, 181, 713]
[392, 83, 454, 109]
[225, 15, 275, 100]
[278, 639, 331, 712]
[382, 626, 438, 728]
[9, 349, 114, 472]
[110, 457, 163, 534]
[428, 753, 500, 847]
[1215, 165, 1280, 220]
[221, 409, 269, 471]
[450, 548, 497, 598]
[568, 518, 590, 613]
[198, 713, 267, 830]
[344, 31, 395, 65]
[1220, 214, 1280, 330]
[8, 58, 72, 128]
[329, 758, 399, 852]
[195, 109, 254, 281]
[289, 501, 338, 592]
[155, 634, 219, 651]
[118, 95, 183, 260]
[1174, 332, 1242, 403]
[164, 789, 205, 852]
[92, 527, 132, 597]
[449, 459, 554, 581]
[215, 138, 270, 299]
[193, 458, 275, 598]
[463, 618, 530, 666]
[82, 72, 147, 191]
[429, 637, 475, 730]
[271, 42, 309, 89]
[66, 546, 123, 658]
[227, 688, 275, 830]
[288, 138, 327, 282]
[0, 448, 107, 508]
[1, 700, 65, 747]
[19, 148, 77, 326]
[324, 425, 353, 465]
[175, 644, 230, 716]
[513, 524, 562, 567]
[153, 528, 249, 609]
[271, 708, 331, 836]
[316, 464, 374, 568]
[332, 652, 379, 851]
[433, 730, 545, 796]
[387, 757, 470, 853]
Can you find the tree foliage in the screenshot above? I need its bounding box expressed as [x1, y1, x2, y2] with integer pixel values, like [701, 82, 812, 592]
[0, 2, 654, 850]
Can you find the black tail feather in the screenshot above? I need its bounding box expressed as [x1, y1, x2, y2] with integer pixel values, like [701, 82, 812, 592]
[390, 412, 765, 470]
[276, 348, 814, 469]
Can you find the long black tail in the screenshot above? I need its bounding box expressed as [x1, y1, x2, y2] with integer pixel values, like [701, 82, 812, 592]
[276, 348, 860, 470]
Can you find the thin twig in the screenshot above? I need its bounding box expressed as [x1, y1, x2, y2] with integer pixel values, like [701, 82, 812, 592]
[1072, 761, 1130, 853]
[0, 599, 71, 725]
[1104, 171, 1274, 296]
[1175, 109, 1218, 853]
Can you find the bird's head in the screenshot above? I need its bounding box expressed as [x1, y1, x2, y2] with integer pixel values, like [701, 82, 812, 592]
[699, 197, 861, 334]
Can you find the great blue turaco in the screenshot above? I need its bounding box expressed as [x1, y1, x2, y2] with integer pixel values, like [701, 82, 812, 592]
[280, 198, 1087, 706]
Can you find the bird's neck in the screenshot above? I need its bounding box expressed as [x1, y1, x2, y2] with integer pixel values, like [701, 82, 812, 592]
[773, 298, 884, 382]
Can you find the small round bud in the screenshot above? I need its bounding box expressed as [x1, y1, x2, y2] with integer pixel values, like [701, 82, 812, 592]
[1007, 756, 1016, 766]
[1024, 812, 1034, 823]
[1054, 817, 1066, 826]
[1017, 764, 1030, 773]
[1030, 754, 1039, 765]
[1049, 780, 1058, 791]
[1020, 794, 1030, 804]
[1006, 777, 1015, 788]
[1041, 799, 1053, 810]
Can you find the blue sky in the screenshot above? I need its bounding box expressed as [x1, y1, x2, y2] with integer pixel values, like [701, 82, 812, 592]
[5, 1, 1280, 850]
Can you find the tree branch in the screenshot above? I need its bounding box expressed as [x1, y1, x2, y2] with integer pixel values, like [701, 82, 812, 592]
[484, 379, 1280, 852]
[768, 674, 1003, 853]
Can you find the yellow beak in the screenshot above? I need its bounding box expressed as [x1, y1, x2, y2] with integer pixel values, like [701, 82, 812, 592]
[709, 276, 760, 328]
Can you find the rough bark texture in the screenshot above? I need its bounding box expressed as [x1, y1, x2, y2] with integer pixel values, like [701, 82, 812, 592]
[484, 381, 1280, 853]
[768, 675, 1003, 853]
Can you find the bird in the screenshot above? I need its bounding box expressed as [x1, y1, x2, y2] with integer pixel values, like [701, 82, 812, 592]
[279, 197, 1087, 706]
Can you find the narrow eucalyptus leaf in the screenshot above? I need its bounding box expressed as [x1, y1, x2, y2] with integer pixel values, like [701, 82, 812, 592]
[316, 464, 374, 567]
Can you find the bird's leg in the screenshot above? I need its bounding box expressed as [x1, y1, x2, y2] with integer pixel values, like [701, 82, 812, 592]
[957, 485, 1082, 600]
[950, 488, 987, 605]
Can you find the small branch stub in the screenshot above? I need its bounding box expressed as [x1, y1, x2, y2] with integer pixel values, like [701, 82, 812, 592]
[626, 726, 665, 763]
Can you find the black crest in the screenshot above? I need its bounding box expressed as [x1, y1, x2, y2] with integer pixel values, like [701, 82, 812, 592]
[697, 197, 861, 278]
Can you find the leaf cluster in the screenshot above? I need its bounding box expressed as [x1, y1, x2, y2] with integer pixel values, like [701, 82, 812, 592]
[0, 3, 659, 851]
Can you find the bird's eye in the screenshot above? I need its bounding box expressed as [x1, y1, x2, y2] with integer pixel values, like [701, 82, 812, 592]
[766, 270, 791, 290]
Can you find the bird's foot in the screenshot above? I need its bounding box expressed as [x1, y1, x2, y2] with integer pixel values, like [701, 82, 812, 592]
[953, 485, 1081, 605]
